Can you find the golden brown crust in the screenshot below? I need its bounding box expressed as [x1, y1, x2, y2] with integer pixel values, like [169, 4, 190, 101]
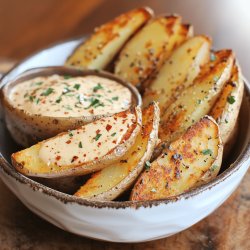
[65, 7, 154, 69]
[74, 102, 160, 200]
[11, 107, 142, 178]
[155, 50, 234, 156]
[130, 116, 223, 201]
[114, 16, 192, 88]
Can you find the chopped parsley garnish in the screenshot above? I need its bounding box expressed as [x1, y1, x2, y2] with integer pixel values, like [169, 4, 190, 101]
[213, 76, 219, 82]
[94, 133, 102, 141]
[41, 88, 54, 96]
[106, 99, 113, 104]
[202, 149, 213, 155]
[29, 96, 34, 102]
[24, 93, 28, 98]
[227, 95, 235, 104]
[68, 131, 73, 137]
[78, 142, 83, 148]
[35, 98, 40, 104]
[85, 98, 104, 109]
[145, 161, 151, 171]
[65, 93, 74, 97]
[112, 96, 119, 101]
[63, 75, 72, 79]
[197, 99, 201, 104]
[31, 81, 43, 86]
[74, 103, 82, 108]
[62, 87, 71, 94]
[111, 132, 116, 137]
[63, 105, 73, 110]
[56, 96, 62, 103]
[210, 53, 216, 61]
[93, 83, 103, 92]
[211, 165, 218, 172]
[74, 84, 81, 90]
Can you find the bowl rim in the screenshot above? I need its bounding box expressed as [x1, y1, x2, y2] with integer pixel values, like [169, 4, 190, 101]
[0, 37, 250, 209]
[1, 66, 142, 120]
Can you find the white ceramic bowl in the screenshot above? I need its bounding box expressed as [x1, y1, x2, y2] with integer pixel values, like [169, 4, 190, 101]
[0, 38, 250, 243]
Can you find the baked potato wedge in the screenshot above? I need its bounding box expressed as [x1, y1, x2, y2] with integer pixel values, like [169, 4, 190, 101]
[157, 50, 234, 154]
[65, 7, 153, 69]
[143, 36, 211, 110]
[74, 102, 160, 200]
[114, 16, 193, 87]
[210, 62, 244, 156]
[130, 116, 223, 201]
[12, 107, 142, 178]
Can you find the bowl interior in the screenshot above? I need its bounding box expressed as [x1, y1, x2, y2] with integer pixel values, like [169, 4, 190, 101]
[0, 38, 250, 207]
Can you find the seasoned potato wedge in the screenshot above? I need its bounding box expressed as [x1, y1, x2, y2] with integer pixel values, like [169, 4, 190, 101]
[12, 107, 142, 178]
[143, 36, 211, 110]
[130, 116, 223, 201]
[157, 50, 234, 154]
[114, 16, 193, 87]
[210, 62, 244, 156]
[65, 7, 153, 69]
[74, 102, 160, 200]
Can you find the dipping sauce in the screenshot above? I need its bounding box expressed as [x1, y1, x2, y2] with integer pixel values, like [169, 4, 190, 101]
[9, 74, 132, 117]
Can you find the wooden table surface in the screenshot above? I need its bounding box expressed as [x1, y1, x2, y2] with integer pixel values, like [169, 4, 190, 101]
[0, 1, 249, 249]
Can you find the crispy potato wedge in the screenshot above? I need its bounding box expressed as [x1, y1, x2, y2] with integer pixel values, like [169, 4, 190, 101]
[74, 102, 160, 200]
[12, 107, 142, 178]
[130, 116, 223, 201]
[157, 50, 234, 154]
[65, 7, 153, 69]
[143, 36, 211, 110]
[114, 16, 193, 87]
[210, 62, 244, 156]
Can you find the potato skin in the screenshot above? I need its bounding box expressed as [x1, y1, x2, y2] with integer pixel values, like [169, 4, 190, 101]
[65, 7, 154, 70]
[210, 62, 244, 157]
[11, 107, 142, 178]
[130, 116, 223, 201]
[74, 102, 160, 201]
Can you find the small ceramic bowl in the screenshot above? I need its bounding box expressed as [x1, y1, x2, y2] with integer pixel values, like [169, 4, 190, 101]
[0, 66, 141, 147]
[0, 38, 250, 243]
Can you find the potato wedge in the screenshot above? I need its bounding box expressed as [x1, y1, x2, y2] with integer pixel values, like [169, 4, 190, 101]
[143, 36, 211, 110]
[114, 16, 193, 87]
[210, 62, 244, 156]
[130, 116, 223, 201]
[12, 107, 142, 178]
[65, 7, 153, 69]
[157, 50, 234, 154]
[74, 102, 160, 200]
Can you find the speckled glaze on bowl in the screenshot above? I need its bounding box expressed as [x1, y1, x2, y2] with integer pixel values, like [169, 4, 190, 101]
[0, 38, 250, 243]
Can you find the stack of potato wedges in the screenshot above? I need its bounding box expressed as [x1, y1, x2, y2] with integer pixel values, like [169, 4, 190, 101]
[13, 7, 244, 201]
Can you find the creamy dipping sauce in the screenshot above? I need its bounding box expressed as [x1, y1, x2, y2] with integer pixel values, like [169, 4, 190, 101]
[39, 112, 136, 167]
[9, 74, 132, 117]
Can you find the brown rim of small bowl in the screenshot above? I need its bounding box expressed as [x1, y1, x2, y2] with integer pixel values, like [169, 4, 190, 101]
[0, 79, 249, 209]
[1, 66, 141, 121]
